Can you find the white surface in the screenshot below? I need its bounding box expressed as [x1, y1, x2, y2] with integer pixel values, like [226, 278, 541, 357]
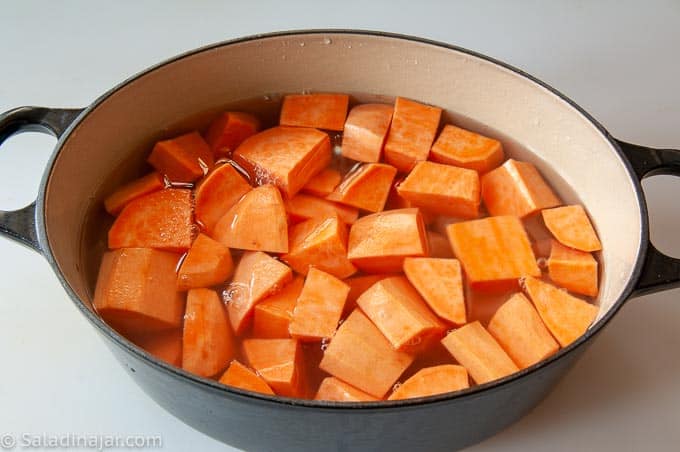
[1, 1, 679, 451]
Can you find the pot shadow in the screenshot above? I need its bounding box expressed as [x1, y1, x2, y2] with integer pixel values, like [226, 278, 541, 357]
[468, 287, 680, 451]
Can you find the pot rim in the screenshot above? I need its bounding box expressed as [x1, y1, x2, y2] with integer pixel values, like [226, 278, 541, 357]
[35, 29, 649, 409]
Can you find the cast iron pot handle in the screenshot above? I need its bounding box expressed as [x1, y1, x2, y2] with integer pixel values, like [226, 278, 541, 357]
[0, 106, 83, 253]
[617, 140, 680, 296]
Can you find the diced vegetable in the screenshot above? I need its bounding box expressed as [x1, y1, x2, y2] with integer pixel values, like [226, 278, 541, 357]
[383, 97, 442, 172]
[441, 321, 519, 385]
[279, 93, 349, 131]
[403, 258, 466, 325]
[148, 131, 214, 182]
[131, 329, 182, 367]
[430, 125, 504, 173]
[182, 288, 235, 377]
[548, 240, 598, 296]
[204, 112, 260, 156]
[314, 377, 379, 402]
[104, 172, 165, 216]
[341, 103, 394, 162]
[487, 293, 559, 369]
[177, 233, 233, 291]
[253, 277, 304, 339]
[396, 161, 480, 218]
[285, 193, 359, 225]
[302, 168, 342, 197]
[388, 365, 469, 400]
[348, 208, 429, 273]
[319, 309, 415, 398]
[446, 216, 540, 291]
[233, 126, 331, 197]
[213, 184, 288, 253]
[218, 360, 275, 395]
[481, 159, 561, 218]
[226, 251, 293, 335]
[357, 276, 445, 351]
[194, 163, 252, 233]
[281, 214, 357, 279]
[542, 205, 602, 252]
[522, 276, 598, 347]
[108, 189, 193, 252]
[93, 248, 184, 335]
[326, 163, 397, 212]
[242, 338, 303, 397]
[289, 268, 350, 341]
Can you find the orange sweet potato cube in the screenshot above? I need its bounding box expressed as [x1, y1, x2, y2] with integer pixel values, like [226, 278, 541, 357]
[441, 321, 519, 385]
[383, 97, 442, 172]
[233, 126, 331, 197]
[347, 208, 429, 273]
[194, 163, 252, 233]
[280, 93, 349, 131]
[357, 276, 445, 351]
[396, 161, 480, 218]
[204, 111, 260, 156]
[430, 124, 504, 173]
[242, 338, 303, 397]
[446, 216, 540, 292]
[542, 205, 602, 252]
[388, 365, 469, 400]
[488, 293, 559, 369]
[289, 268, 350, 341]
[104, 172, 165, 216]
[177, 233, 233, 290]
[284, 193, 359, 225]
[281, 214, 357, 279]
[314, 377, 379, 402]
[343, 274, 391, 315]
[94, 248, 184, 335]
[319, 309, 415, 398]
[148, 131, 214, 182]
[326, 163, 397, 212]
[253, 277, 304, 339]
[548, 240, 599, 297]
[218, 360, 275, 395]
[481, 159, 561, 218]
[341, 103, 394, 162]
[302, 168, 342, 197]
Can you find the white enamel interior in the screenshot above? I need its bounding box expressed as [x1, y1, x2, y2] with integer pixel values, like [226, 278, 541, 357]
[43, 32, 643, 324]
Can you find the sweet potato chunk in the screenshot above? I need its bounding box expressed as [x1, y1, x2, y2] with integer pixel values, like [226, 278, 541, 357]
[547, 240, 599, 296]
[441, 321, 519, 385]
[205, 111, 260, 156]
[396, 161, 480, 218]
[233, 126, 331, 197]
[94, 248, 184, 335]
[388, 365, 469, 400]
[104, 172, 165, 216]
[182, 288, 235, 377]
[430, 125, 504, 173]
[148, 131, 214, 182]
[403, 258, 466, 325]
[341, 103, 394, 162]
[481, 159, 561, 218]
[326, 163, 397, 212]
[253, 277, 304, 339]
[348, 208, 428, 273]
[314, 377, 379, 402]
[281, 214, 357, 279]
[177, 233, 233, 290]
[289, 268, 350, 341]
[280, 93, 349, 131]
[130, 329, 183, 367]
[242, 338, 303, 397]
[542, 205, 602, 252]
[285, 193, 359, 225]
[194, 163, 252, 233]
[446, 216, 540, 291]
[319, 309, 415, 398]
[302, 168, 342, 197]
[108, 189, 193, 252]
[357, 276, 445, 351]
[343, 274, 390, 314]
[226, 251, 293, 335]
[383, 97, 442, 172]
[213, 184, 288, 253]
[219, 360, 275, 395]
[488, 293, 559, 369]
[522, 276, 598, 347]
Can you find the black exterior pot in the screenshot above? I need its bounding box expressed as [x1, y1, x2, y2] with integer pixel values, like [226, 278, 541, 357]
[1, 31, 679, 452]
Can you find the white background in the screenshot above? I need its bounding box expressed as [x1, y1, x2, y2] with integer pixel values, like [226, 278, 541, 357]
[1, 1, 680, 451]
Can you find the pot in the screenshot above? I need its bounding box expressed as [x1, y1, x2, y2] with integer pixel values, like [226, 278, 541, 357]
[0, 30, 678, 452]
